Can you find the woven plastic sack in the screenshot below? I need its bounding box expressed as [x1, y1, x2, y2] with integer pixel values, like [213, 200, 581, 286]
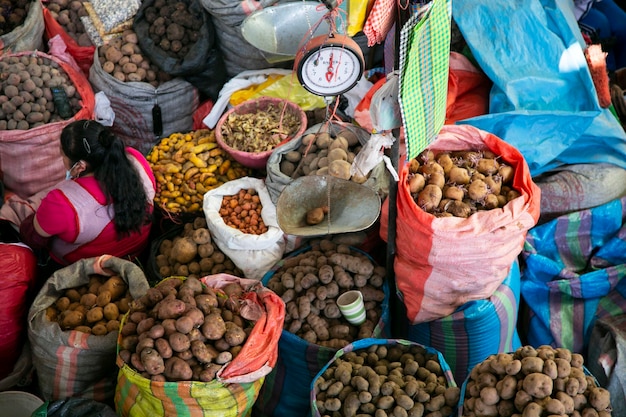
[444, 51, 491, 124]
[42, 7, 95, 76]
[32, 397, 117, 417]
[115, 274, 284, 417]
[534, 162, 626, 223]
[203, 274, 285, 382]
[310, 338, 457, 417]
[457, 349, 602, 416]
[89, 48, 199, 156]
[133, 0, 227, 100]
[0, 243, 37, 381]
[587, 315, 626, 417]
[253, 246, 391, 417]
[116, 368, 262, 417]
[28, 256, 150, 401]
[0, 50, 95, 199]
[0, 340, 34, 391]
[520, 195, 626, 354]
[0, 0, 44, 54]
[408, 259, 522, 384]
[198, 0, 283, 78]
[379, 124, 541, 324]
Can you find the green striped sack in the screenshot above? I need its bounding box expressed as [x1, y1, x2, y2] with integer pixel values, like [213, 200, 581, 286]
[115, 363, 263, 417]
[407, 259, 522, 384]
[521, 196, 626, 354]
[115, 274, 282, 417]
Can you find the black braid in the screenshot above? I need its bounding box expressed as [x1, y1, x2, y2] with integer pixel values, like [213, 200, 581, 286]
[60, 120, 150, 237]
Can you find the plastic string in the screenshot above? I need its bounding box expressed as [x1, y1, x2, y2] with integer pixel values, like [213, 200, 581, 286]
[279, 0, 347, 151]
[288, 97, 342, 181]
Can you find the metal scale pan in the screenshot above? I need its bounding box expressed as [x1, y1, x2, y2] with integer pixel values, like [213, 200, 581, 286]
[276, 175, 381, 237]
[241, 2, 332, 63]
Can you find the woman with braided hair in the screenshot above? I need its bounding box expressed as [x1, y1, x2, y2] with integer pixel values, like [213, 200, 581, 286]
[18, 119, 156, 267]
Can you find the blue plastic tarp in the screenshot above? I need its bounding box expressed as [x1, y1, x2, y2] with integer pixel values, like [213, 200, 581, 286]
[452, 0, 626, 176]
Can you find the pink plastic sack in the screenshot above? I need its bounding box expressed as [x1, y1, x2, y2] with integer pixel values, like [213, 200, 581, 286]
[200, 274, 285, 383]
[380, 124, 541, 324]
[445, 52, 491, 124]
[0, 243, 37, 380]
[42, 6, 95, 76]
[0, 50, 95, 199]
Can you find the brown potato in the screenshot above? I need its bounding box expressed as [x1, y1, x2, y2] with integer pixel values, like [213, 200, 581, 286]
[98, 275, 127, 301]
[408, 173, 426, 194]
[417, 184, 443, 212]
[86, 306, 104, 324]
[201, 313, 226, 340]
[92, 323, 108, 336]
[103, 303, 119, 320]
[305, 206, 327, 225]
[60, 310, 85, 329]
[164, 357, 193, 381]
[328, 160, 352, 180]
[141, 348, 165, 376]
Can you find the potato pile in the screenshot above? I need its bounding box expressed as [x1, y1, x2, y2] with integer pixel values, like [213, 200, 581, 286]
[265, 239, 385, 349]
[143, 0, 202, 60]
[279, 128, 366, 183]
[155, 216, 243, 281]
[45, 0, 92, 47]
[0, 0, 29, 36]
[148, 129, 251, 214]
[0, 55, 82, 130]
[313, 343, 461, 417]
[219, 188, 268, 235]
[45, 274, 131, 335]
[462, 345, 612, 417]
[118, 277, 255, 382]
[97, 29, 172, 86]
[407, 149, 519, 218]
[220, 102, 303, 154]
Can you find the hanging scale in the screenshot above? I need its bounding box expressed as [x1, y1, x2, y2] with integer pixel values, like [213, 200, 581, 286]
[294, 31, 365, 99]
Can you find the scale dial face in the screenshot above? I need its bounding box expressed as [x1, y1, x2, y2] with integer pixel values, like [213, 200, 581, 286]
[297, 42, 364, 97]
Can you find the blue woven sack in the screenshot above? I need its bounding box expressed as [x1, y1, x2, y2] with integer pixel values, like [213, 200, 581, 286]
[254, 246, 391, 417]
[310, 338, 457, 417]
[521, 196, 626, 354]
[408, 259, 522, 383]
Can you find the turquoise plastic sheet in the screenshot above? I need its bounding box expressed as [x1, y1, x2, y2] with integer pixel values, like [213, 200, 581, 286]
[452, 0, 626, 176]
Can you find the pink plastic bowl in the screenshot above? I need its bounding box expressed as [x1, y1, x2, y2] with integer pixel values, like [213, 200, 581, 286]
[215, 97, 307, 170]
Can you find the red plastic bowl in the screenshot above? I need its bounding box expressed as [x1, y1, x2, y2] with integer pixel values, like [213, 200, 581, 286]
[215, 97, 307, 170]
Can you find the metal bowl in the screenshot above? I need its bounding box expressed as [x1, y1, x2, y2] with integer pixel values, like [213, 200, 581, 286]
[277, 175, 381, 236]
[241, 2, 332, 63]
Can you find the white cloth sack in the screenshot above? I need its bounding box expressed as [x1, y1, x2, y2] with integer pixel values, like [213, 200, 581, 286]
[203, 177, 286, 280]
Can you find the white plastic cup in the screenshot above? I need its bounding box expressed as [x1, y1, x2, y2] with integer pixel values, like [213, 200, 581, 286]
[336, 290, 366, 326]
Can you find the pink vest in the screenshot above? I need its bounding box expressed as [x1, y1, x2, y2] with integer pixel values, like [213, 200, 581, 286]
[50, 155, 155, 259]
[50, 180, 112, 258]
